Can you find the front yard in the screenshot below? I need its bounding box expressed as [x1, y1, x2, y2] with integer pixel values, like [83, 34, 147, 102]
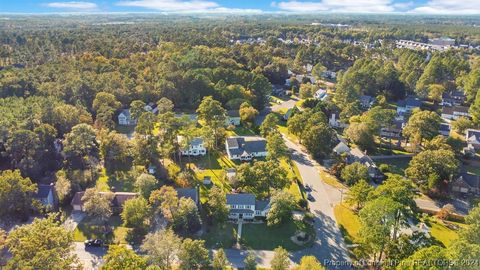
[73, 215, 130, 244]
[202, 223, 237, 249]
[240, 219, 314, 251]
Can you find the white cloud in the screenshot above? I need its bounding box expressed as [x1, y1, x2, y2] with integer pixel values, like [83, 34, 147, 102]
[272, 0, 396, 13]
[409, 0, 480, 14]
[45, 1, 98, 10]
[116, 0, 218, 12]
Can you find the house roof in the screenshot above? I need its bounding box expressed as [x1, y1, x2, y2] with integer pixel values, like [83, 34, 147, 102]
[255, 200, 270, 211]
[71, 191, 137, 208]
[439, 123, 451, 132]
[176, 188, 198, 204]
[466, 129, 480, 144]
[230, 208, 254, 214]
[455, 173, 480, 189]
[177, 136, 204, 147]
[227, 193, 255, 205]
[227, 110, 240, 117]
[397, 98, 422, 108]
[34, 184, 53, 199]
[442, 106, 469, 115]
[226, 136, 267, 156]
[333, 141, 350, 154]
[119, 109, 131, 118]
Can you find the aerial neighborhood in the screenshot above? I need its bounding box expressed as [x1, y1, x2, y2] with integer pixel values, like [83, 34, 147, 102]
[1, 9, 480, 270]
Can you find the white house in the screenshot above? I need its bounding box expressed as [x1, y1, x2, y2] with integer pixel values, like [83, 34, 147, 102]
[34, 184, 55, 208]
[225, 136, 267, 161]
[314, 89, 328, 100]
[177, 136, 206, 156]
[226, 193, 270, 221]
[118, 109, 136, 126]
[226, 110, 241, 126]
[396, 98, 422, 116]
[441, 106, 470, 121]
[466, 129, 480, 150]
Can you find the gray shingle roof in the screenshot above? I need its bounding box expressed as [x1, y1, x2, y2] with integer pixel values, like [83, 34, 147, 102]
[226, 136, 267, 156]
[227, 193, 255, 205]
[230, 209, 255, 214]
[255, 200, 270, 211]
[34, 184, 53, 199]
[176, 188, 198, 204]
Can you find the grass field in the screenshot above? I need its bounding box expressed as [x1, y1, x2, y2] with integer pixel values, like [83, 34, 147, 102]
[376, 158, 411, 176]
[73, 216, 130, 244]
[429, 219, 464, 247]
[333, 204, 361, 244]
[202, 223, 237, 249]
[241, 220, 314, 251]
[95, 168, 136, 192]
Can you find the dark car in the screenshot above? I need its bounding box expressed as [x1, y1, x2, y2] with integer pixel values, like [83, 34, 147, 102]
[84, 239, 103, 247]
[304, 184, 312, 192]
[307, 192, 314, 201]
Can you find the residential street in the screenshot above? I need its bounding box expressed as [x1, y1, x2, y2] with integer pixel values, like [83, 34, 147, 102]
[74, 242, 106, 270]
[221, 137, 351, 269]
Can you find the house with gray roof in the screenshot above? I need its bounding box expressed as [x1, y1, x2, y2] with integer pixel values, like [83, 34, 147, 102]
[177, 136, 206, 156]
[225, 136, 267, 161]
[466, 129, 480, 150]
[34, 183, 55, 208]
[176, 188, 199, 205]
[226, 110, 241, 126]
[451, 173, 480, 195]
[226, 193, 270, 221]
[118, 109, 136, 126]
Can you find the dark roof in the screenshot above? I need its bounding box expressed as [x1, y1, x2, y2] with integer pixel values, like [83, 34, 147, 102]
[227, 193, 255, 205]
[466, 129, 480, 144]
[227, 110, 240, 117]
[34, 184, 53, 199]
[397, 97, 422, 108]
[442, 106, 469, 115]
[70, 191, 137, 208]
[226, 136, 267, 156]
[176, 188, 198, 204]
[255, 200, 270, 211]
[456, 173, 480, 189]
[439, 123, 451, 132]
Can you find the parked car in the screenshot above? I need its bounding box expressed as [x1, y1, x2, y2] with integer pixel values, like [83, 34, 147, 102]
[84, 239, 103, 247]
[307, 192, 314, 201]
[304, 184, 312, 192]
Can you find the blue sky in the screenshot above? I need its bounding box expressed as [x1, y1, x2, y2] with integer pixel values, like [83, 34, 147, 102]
[1, 0, 480, 14]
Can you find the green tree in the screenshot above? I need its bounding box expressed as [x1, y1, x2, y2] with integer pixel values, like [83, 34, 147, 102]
[173, 198, 201, 234]
[301, 123, 336, 159]
[63, 123, 99, 170]
[239, 102, 259, 128]
[100, 131, 133, 173]
[370, 175, 416, 210]
[157, 97, 175, 114]
[121, 197, 150, 229]
[405, 149, 458, 191]
[130, 100, 147, 120]
[451, 117, 473, 134]
[341, 162, 369, 186]
[212, 248, 228, 270]
[196, 96, 227, 148]
[82, 188, 112, 224]
[237, 160, 289, 197]
[135, 173, 158, 199]
[135, 112, 157, 136]
[267, 190, 295, 226]
[179, 239, 210, 270]
[5, 215, 80, 270]
[102, 245, 147, 270]
[141, 229, 182, 270]
[312, 63, 327, 80]
[470, 89, 480, 125]
[270, 247, 290, 270]
[403, 110, 441, 146]
[0, 170, 37, 220]
[260, 113, 279, 137]
[398, 246, 449, 270]
[6, 129, 39, 176]
[294, 256, 326, 270]
[299, 83, 317, 99]
[55, 170, 72, 204]
[243, 252, 257, 270]
[206, 186, 228, 224]
[344, 122, 375, 152]
[346, 179, 374, 209]
[266, 132, 288, 161]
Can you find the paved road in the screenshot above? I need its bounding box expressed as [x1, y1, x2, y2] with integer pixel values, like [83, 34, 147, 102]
[221, 137, 351, 269]
[74, 242, 106, 270]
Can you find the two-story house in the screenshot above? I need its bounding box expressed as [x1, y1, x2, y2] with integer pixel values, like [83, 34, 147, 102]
[177, 136, 207, 156]
[441, 106, 470, 121]
[118, 109, 136, 126]
[226, 110, 241, 126]
[225, 136, 267, 161]
[226, 193, 270, 221]
[396, 98, 422, 118]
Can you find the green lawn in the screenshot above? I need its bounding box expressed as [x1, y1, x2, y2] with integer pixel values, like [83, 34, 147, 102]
[376, 158, 411, 176]
[241, 220, 314, 251]
[333, 204, 361, 244]
[73, 216, 130, 244]
[429, 219, 464, 247]
[202, 223, 237, 249]
[227, 126, 256, 136]
[95, 168, 136, 192]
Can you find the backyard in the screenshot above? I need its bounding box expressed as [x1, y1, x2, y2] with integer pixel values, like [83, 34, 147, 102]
[73, 215, 130, 245]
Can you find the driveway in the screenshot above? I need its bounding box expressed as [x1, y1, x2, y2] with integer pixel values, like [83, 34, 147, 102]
[64, 211, 86, 232]
[74, 242, 106, 270]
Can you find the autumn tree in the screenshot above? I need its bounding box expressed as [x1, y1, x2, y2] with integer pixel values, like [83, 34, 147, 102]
[239, 102, 259, 128]
[141, 229, 182, 270]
